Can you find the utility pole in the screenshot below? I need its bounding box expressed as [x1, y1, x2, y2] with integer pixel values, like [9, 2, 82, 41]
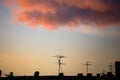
[84, 61, 91, 74]
[54, 55, 65, 75]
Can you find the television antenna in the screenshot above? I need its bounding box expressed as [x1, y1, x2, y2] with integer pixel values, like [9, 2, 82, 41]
[109, 63, 114, 73]
[53, 55, 66, 75]
[101, 69, 106, 75]
[84, 61, 91, 74]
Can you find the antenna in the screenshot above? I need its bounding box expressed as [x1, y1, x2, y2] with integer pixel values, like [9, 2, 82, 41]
[84, 61, 91, 74]
[109, 63, 114, 73]
[102, 70, 106, 75]
[54, 54, 65, 75]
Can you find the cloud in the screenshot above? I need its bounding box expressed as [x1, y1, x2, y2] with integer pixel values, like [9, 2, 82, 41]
[4, 0, 120, 30]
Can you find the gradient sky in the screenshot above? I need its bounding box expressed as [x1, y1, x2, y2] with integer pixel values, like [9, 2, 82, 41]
[0, 0, 120, 76]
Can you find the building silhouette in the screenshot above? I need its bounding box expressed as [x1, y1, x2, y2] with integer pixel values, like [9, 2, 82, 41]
[0, 61, 120, 80]
[115, 61, 120, 79]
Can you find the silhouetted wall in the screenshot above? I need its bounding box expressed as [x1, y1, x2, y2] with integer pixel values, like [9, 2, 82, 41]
[115, 61, 120, 78]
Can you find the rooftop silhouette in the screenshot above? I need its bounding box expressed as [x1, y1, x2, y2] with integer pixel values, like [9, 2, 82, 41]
[0, 61, 120, 80]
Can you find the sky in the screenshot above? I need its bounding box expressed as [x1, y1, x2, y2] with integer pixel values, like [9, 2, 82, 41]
[0, 0, 120, 76]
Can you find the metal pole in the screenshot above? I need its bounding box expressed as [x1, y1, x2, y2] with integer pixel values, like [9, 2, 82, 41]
[84, 61, 91, 74]
[87, 63, 88, 73]
[58, 59, 61, 74]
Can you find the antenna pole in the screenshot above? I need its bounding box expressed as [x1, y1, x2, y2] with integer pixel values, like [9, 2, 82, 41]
[54, 55, 65, 75]
[58, 59, 60, 74]
[84, 61, 91, 74]
[109, 63, 114, 73]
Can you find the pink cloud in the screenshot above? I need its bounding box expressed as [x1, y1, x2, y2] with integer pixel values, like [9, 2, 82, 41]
[3, 0, 120, 30]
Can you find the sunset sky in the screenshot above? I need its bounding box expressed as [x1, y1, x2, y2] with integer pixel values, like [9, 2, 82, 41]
[0, 0, 120, 76]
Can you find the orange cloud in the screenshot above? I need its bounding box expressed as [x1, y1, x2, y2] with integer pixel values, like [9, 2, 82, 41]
[3, 0, 120, 30]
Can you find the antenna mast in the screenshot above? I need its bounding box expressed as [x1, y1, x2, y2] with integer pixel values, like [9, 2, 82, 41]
[54, 55, 65, 75]
[109, 63, 114, 73]
[84, 61, 91, 74]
